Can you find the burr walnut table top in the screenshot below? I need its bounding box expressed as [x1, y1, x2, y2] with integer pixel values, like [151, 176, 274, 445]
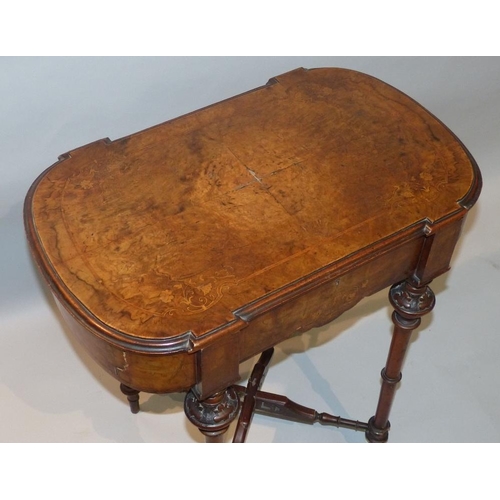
[25, 68, 481, 395]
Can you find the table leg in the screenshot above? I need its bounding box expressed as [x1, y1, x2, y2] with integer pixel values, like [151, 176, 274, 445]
[184, 387, 240, 443]
[366, 279, 435, 443]
[120, 383, 140, 414]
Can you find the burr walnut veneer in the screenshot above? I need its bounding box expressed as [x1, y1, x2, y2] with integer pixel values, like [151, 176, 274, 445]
[24, 68, 481, 442]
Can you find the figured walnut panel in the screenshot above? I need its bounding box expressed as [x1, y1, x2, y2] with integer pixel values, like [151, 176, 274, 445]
[26, 67, 480, 354]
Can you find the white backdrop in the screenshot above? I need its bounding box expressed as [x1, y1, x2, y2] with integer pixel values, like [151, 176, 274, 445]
[1, 57, 500, 446]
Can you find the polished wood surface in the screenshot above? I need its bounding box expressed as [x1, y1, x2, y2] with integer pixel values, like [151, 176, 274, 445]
[24, 67, 481, 441]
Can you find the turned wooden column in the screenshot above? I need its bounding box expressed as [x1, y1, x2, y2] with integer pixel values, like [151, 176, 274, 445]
[184, 387, 240, 443]
[366, 279, 435, 443]
[120, 383, 140, 414]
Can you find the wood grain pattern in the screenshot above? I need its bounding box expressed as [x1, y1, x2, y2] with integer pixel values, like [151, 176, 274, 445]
[24, 67, 481, 400]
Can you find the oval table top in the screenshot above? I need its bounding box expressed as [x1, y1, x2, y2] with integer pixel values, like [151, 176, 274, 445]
[24, 67, 481, 351]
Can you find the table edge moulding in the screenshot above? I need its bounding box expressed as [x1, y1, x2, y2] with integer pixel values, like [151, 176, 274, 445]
[24, 67, 482, 443]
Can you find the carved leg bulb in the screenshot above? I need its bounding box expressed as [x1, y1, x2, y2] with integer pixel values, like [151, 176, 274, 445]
[366, 279, 435, 443]
[120, 383, 140, 414]
[184, 387, 240, 443]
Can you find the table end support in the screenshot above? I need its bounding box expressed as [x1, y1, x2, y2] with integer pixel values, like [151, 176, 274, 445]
[366, 279, 435, 443]
[120, 383, 140, 414]
[184, 387, 240, 443]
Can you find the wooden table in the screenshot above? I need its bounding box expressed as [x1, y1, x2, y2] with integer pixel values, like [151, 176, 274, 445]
[24, 67, 481, 442]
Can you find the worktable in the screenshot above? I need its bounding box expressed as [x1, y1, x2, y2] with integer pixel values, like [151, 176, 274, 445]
[24, 67, 481, 442]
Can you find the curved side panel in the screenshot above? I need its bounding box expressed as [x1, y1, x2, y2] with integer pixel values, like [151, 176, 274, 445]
[55, 296, 197, 394]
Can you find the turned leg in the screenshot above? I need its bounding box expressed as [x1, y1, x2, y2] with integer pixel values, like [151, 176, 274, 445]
[366, 279, 435, 443]
[120, 383, 140, 414]
[184, 387, 240, 443]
